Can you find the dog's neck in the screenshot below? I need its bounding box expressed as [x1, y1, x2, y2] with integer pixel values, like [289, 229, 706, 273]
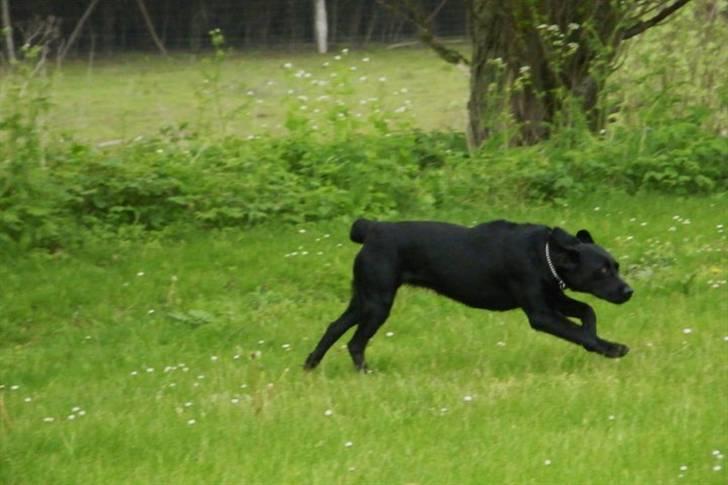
[545, 241, 567, 290]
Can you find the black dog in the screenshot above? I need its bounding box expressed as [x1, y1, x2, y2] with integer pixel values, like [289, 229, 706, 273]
[304, 219, 633, 371]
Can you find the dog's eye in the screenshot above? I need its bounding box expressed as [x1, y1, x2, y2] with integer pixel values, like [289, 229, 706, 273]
[600, 267, 609, 275]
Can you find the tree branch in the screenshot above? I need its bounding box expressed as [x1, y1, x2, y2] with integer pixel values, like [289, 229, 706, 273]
[135, 0, 168, 55]
[621, 0, 692, 40]
[426, 0, 450, 23]
[377, 0, 470, 66]
[59, 0, 100, 62]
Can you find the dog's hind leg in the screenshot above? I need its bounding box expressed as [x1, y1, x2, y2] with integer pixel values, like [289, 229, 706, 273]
[305, 245, 399, 372]
[346, 249, 398, 372]
[347, 295, 393, 372]
[304, 299, 360, 370]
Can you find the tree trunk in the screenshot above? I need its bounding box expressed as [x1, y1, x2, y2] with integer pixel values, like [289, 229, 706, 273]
[313, 0, 328, 53]
[1, 0, 16, 62]
[349, 0, 365, 42]
[465, 0, 689, 146]
[364, 8, 379, 45]
[330, 0, 339, 44]
[468, 2, 577, 145]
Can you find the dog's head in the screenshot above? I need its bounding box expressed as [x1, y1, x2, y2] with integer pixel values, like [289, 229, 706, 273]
[549, 228, 633, 304]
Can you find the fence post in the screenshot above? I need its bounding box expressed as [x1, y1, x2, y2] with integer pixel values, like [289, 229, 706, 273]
[314, 0, 328, 53]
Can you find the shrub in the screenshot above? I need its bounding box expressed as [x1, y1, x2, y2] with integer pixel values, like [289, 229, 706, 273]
[2, 117, 725, 251]
[1, 39, 725, 250]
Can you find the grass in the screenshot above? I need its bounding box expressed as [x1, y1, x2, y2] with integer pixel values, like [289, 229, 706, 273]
[1, 193, 726, 484]
[46, 48, 469, 143]
[1, 11, 726, 481]
[34, 13, 727, 145]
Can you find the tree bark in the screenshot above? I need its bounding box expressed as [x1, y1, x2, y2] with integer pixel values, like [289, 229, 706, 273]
[314, 0, 328, 53]
[1, 0, 16, 62]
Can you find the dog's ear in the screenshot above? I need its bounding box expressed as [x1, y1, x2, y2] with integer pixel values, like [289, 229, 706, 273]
[576, 229, 594, 244]
[550, 227, 581, 269]
[550, 227, 579, 249]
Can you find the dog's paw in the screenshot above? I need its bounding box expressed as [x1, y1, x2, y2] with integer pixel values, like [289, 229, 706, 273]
[303, 355, 320, 371]
[601, 341, 629, 358]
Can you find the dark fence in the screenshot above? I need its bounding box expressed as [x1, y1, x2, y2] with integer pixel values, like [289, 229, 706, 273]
[3, 0, 467, 57]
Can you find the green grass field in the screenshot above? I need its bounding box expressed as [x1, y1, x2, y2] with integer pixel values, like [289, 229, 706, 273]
[47, 48, 468, 143]
[1, 193, 726, 484]
[1, 14, 727, 482]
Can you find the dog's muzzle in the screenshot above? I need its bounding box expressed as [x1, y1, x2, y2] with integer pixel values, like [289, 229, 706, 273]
[615, 285, 634, 304]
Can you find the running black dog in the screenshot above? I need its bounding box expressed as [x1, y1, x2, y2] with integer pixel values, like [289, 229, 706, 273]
[304, 218, 633, 371]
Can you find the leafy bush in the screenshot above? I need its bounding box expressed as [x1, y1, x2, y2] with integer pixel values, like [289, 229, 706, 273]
[1, 36, 725, 250]
[468, 115, 727, 203]
[1, 129, 452, 247]
[3, 117, 723, 250]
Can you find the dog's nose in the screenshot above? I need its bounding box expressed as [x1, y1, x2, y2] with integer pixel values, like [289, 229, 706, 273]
[622, 286, 634, 300]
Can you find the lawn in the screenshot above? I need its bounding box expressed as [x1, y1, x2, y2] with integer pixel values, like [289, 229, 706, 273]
[1, 14, 727, 482]
[1, 193, 726, 484]
[47, 47, 469, 144]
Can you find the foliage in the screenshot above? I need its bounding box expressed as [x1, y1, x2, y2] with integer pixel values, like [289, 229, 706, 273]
[0, 45, 70, 249]
[2, 114, 724, 250]
[474, 112, 728, 203]
[1, 23, 726, 250]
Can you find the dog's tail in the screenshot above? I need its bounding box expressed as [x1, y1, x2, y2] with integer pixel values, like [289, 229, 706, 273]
[350, 218, 373, 244]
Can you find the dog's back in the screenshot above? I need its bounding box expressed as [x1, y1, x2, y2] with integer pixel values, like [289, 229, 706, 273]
[349, 219, 538, 310]
[351, 218, 474, 245]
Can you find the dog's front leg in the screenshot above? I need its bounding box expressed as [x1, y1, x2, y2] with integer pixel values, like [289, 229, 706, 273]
[524, 309, 596, 349]
[554, 295, 629, 358]
[524, 308, 627, 358]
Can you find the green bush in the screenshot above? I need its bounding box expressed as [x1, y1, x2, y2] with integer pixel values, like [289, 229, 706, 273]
[1, 37, 725, 250]
[3, 119, 724, 250]
[469, 117, 727, 203]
